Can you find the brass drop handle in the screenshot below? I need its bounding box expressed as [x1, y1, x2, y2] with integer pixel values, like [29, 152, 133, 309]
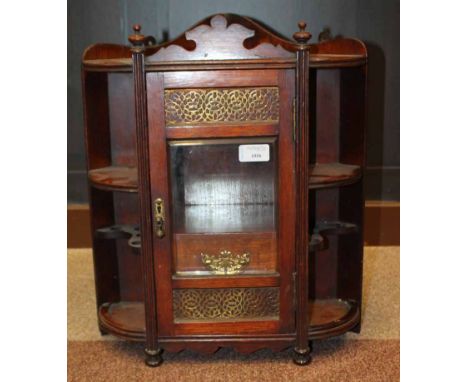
[154, 198, 165, 238]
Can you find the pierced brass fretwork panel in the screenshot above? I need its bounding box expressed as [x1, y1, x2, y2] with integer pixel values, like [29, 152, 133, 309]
[164, 87, 280, 126]
[173, 287, 280, 322]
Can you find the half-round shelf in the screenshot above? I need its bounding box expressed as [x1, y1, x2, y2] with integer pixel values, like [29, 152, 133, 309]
[83, 58, 133, 72]
[308, 163, 361, 189]
[308, 299, 359, 340]
[98, 301, 145, 341]
[89, 166, 138, 193]
[309, 54, 366, 68]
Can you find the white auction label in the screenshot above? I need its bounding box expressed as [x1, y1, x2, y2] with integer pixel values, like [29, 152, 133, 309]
[238, 144, 270, 162]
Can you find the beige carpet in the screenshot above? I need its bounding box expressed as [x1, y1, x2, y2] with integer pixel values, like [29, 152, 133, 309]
[68, 247, 399, 381]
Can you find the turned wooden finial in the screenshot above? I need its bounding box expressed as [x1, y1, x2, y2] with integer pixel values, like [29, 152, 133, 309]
[293, 21, 312, 44]
[128, 24, 146, 47]
[128, 24, 156, 51]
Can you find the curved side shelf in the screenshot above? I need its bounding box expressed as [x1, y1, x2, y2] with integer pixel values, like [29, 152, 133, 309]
[83, 58, 133, 72]
[88, 166, 138, 193]
[98, 302, 146, 342]
[308, 299, 359, 340]
[308, 163, 361, 189]
[309, 54, 366, 68]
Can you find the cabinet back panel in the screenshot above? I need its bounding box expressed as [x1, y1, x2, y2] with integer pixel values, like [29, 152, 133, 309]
[113, 192, 143, 301]
[108, 73, 137, 167]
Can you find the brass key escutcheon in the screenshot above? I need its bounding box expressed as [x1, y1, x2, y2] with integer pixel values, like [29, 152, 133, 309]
[154, 198, 165, 238]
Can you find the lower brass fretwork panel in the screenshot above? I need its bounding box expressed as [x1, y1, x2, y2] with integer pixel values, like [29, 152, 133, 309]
[173, 287, 280, 322]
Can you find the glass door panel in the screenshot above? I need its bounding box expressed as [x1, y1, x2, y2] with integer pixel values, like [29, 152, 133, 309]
[168, 138, 278, 276]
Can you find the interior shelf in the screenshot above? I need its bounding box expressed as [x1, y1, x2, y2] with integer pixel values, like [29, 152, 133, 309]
[88, 166, 138, 192]
[98, 301, 145, 341]
[308, 163, 361, 189]
[308, 299, 359, 339]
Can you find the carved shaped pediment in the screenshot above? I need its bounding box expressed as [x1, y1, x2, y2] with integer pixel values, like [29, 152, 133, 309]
[146, 14, 295, 62]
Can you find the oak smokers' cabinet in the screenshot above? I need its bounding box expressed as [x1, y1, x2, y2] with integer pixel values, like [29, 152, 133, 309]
[82, 14, 367, 366]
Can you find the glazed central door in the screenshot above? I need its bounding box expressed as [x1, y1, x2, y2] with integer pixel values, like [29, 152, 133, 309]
[147, 69, 296, 336]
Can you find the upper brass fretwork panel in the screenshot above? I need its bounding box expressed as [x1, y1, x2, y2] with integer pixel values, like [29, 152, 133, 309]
[164, 87, 279, 126]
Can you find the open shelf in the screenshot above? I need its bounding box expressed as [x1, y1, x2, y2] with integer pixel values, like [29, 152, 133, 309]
[98, 301, 145, 341]
[308, 163, 361, 189]
[308, 299, 359, 339]
[83, 58, 133, 72]
[309, 54, 366, 67]
[88, 166, 138, 192]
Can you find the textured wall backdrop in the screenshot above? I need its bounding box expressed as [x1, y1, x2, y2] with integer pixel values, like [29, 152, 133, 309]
[68, 0, 400, 202]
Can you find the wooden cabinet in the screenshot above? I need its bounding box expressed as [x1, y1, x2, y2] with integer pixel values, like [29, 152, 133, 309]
[81, 14, 367, 366]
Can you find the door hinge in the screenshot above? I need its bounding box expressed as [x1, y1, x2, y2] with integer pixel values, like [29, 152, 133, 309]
[292, 98, 297, 142]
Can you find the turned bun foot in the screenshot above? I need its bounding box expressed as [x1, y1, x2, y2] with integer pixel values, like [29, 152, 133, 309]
[293, 346, 311, 366]
[144, 348, 163, 367]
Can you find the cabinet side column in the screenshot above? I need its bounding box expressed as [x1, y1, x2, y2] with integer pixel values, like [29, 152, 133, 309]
[293, 22, 312, 366]
[129, 25, 162, 367]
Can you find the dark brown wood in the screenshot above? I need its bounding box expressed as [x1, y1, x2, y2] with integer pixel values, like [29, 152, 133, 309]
[82, 56, 366, 72]
[80, 13, 368, 366]
[148, 67, 296, 340]
[308, 299, 360, 339]
[88, 166, 138, 192]
[173, 232, 278, 274]
[93, 298, 361, 343]
[98, 301, 145, 341]
[173, 320, 280, 336]
[313, 188, 340, 298]
[108, 73, 137, 164]
[160, 337, 294, 355]
[308, 298, 353, 326]
[276, 69, 297, 336]
[165, 123, 278, 139]
[145, 14, 296, 62]
[87, 188, 120, 309]
[293, 21, 312, 366]
[130, 39, 161, 360]
[113, 193, 143, 302]
[315, 69, 340, 163]
[172, 274, 280, 289]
